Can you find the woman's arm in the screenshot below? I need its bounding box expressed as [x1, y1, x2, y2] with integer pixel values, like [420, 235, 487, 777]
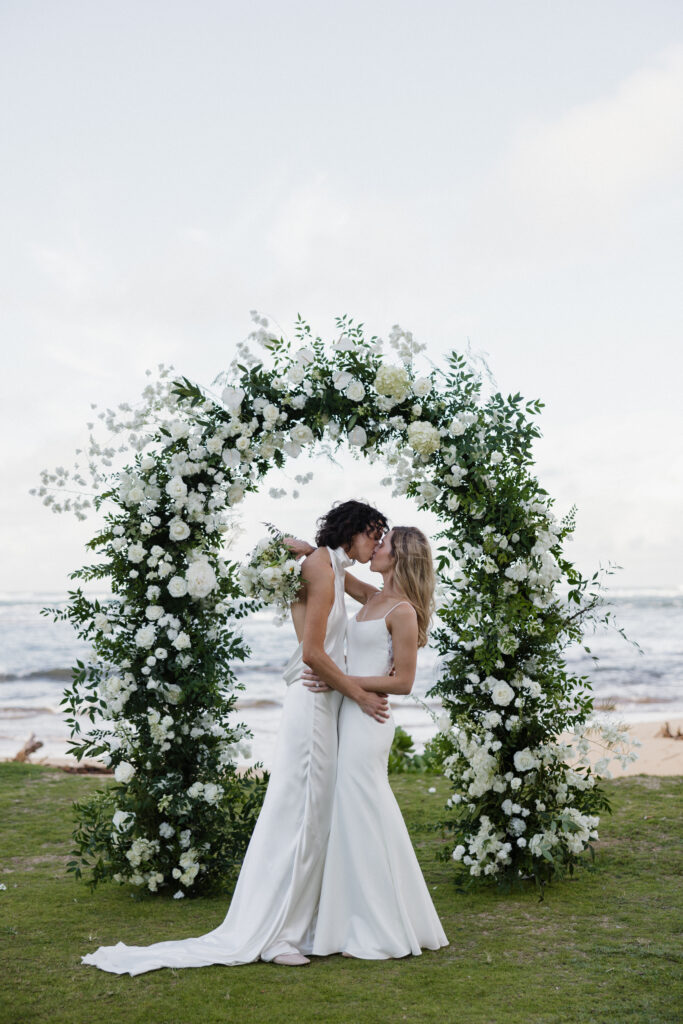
[299, 550, 390, 722]
[303, 604, 418, 697]
[343, 571, 379, 606]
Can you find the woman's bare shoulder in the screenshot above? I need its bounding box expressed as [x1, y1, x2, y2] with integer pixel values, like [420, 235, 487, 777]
[386, 601, 418, 623]
[301, 546, 333, 578]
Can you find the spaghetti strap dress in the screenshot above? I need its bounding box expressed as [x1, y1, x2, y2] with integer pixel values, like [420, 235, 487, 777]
[311, 603, 449, 959]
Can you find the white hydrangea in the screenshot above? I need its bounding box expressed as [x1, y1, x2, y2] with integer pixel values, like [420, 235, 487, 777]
[406, 420, 441, 456]
[374, 364, 410, 403]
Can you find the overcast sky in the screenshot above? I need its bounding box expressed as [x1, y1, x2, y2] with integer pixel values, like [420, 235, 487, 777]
[2, 0, 682, 594]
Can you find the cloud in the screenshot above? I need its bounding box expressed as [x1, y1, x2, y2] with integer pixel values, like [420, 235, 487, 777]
[463, 45, 683, 265]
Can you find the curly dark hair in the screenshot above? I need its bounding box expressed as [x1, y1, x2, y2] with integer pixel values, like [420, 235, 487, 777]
[315, 499, 389, 550]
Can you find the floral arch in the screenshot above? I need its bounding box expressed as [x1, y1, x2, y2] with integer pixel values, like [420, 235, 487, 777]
[37, 314, 634, 899]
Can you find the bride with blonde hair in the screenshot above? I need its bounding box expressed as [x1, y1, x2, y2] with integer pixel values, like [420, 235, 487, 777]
[300, 525, 449, 959]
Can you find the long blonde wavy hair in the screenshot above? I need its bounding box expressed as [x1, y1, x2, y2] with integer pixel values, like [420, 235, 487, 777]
[390, 526, 436, 648]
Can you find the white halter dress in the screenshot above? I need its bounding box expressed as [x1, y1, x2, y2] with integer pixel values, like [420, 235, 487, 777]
[81, 546, 350, 975]
[312, 604, 449, 959]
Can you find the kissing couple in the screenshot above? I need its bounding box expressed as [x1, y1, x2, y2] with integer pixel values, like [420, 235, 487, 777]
[82, 499, 448, 974]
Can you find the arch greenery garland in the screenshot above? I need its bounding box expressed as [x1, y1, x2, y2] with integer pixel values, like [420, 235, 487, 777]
[35, 313, 636, 898]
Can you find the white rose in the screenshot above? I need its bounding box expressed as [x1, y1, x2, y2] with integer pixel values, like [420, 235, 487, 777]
[169, 419, 190, 440]
[221, 386, 245, 412]
[348, 425, 367, 447]
[290, 423, 314, 445]
[145, 605, 164, 621]
[186, 559, 217, 599]
[135, 625, 156, 648]
[513, 748, 540, 772]
[127, 543, 146, 563]
[413, 376, 432, 398]
[127, 486, 145, 504]
[345, 379, 365, 402]
[167, 576, 188, 598]
[287, 363, 306, 385]
[173, 631, 191, 651]
[164, 683, 183, 703]
[282, 441, 302, 459]
[203, 783, 221, 805]
[205, 435, 223, 455]
[93, 612, 111, 633]
[259, 566, 280, 587]
[490, 680, 515, 706]
[222, 448, 241, 470]
[114, 761, 135, 784]
[169, 519, 191, 542]
[112, 809, 135, 831]
[165, 476, 188, 501]
[262, 403, 279, 423]
[140, 456, 156, 471]
[490, 451, 503, 465]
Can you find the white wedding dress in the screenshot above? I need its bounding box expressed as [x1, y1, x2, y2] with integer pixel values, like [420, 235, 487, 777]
[81, 546, 351, 975]
[311, 604, 449, 959]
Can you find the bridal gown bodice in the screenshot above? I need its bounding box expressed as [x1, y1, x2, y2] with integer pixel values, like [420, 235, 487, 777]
[312, 605, 449, 960]
[81, 546, 351, 975]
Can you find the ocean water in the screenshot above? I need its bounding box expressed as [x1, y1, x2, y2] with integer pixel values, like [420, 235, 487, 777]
[0, 590, 681, 769]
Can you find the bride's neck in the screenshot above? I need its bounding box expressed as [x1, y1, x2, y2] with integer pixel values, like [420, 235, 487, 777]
[379, 569, 406, 598]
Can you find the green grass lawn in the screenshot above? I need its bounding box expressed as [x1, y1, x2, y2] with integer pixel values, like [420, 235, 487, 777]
[0, 764, 681, 1024]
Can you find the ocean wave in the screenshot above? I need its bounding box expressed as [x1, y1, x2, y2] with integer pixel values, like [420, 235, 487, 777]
[0, 706, 58, 717]
[0, 668, 74, 683]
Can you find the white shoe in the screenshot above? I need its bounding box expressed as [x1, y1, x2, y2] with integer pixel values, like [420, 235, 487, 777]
[272, 952, 310, 966]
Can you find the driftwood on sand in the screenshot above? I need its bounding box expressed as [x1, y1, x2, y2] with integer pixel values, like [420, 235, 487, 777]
[656, 722, 683, 740]
[12, 733, 43, 762]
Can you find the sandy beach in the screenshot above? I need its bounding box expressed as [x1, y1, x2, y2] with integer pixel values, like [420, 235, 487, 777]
[5, 716, 682, 778]
[571, 718, 683, 778]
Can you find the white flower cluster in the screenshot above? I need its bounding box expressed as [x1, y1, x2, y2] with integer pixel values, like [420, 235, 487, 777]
[172, 848, 202, 886]
[187, 780, 223, 805]
[101, 673, 138, 715]
[374, 364, 411, 404]
[240, 533, 302, 613]
[406, 420, 441, 457]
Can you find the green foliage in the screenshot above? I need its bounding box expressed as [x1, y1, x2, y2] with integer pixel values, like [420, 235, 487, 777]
[388, 726, 428, 773]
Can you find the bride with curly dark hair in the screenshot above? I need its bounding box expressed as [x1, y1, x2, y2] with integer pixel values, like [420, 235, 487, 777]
[82, 499, 391, 975]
